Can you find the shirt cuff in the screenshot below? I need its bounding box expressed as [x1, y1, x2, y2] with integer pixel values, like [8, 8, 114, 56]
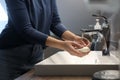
[51, 23, 67, 37]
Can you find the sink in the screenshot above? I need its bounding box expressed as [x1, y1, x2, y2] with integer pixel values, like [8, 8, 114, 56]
[35, 51, 119, 76]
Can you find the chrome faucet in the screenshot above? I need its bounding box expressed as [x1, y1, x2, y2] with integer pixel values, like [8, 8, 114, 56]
[80, 14, 110, 56]
[92, 14, 110, 56]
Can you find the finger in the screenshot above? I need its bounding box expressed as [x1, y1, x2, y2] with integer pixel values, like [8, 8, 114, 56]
[85, 39, 91, 47]
[78, 38, 86, 46]
[80, 40, 86, 47]
[72, 41, 83, 48]
[87, 42, 91, 47]
[82, 37, 91, 46]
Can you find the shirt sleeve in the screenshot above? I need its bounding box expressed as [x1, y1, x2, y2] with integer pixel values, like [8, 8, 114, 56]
[5, 0, 48, 46]
[50, 0, 67, 37]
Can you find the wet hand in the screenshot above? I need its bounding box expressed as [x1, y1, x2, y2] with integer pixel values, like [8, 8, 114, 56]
[62, 41, 89, 57]
[74, 36, 91, 48]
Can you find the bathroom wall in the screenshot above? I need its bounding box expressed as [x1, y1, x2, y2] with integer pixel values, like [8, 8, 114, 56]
[0, 0, 6, 10]
[56, 0, 95, 35]
[111, 8, 120, 43]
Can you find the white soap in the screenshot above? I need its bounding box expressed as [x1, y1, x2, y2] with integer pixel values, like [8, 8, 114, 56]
[78, 47, 90, 53]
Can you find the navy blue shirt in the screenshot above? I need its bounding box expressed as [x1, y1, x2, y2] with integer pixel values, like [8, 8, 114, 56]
[0, 0, 67, 49]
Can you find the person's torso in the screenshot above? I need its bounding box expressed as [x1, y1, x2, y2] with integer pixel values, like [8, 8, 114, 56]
[0, 0, 54, 49]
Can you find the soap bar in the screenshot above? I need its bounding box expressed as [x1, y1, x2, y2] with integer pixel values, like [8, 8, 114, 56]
[78, 47, 90, 53]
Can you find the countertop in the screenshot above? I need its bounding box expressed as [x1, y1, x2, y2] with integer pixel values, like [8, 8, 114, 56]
[15, 69, 92, 80]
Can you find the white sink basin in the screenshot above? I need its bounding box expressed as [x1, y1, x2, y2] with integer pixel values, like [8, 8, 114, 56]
[35, 51, 120, 76]
[38, 51, 119, 65]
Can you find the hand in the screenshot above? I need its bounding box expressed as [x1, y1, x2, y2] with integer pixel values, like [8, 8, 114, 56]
[74, 36, 91, 48]
[46, 36, 88, 57]
[61, 30, 91, 48]
[81, 37, 91, 47]
[62, 40, 89, 57]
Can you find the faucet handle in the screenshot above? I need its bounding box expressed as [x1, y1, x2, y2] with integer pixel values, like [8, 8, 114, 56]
[92, 14, 108, 24]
